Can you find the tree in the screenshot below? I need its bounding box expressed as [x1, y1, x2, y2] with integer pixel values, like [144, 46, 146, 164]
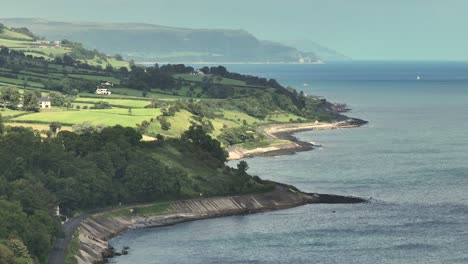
[119, 66, 129, 75]
[182, 125, 228, 162]
[114, 54, 123, 60]
[237, 161, 249, 175]
[159, 117, 171, 131]
[0, 114, 4, 134]
[199, 66, 210, 74]
[0, 46, 9, 55]
[92, 101, 112, 109]
[22, 91, 39, 111]
[49, 122, 62, 135]
[49, 91, 66, 106]
[62, 55, 74, 65]
[0, 87, 21, 108]
[72, 122, 105, 134]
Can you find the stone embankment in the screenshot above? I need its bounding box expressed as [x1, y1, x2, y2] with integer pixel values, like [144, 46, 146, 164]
[75, 185, 366, 263]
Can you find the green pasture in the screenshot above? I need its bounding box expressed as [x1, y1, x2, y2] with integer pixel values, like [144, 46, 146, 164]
[75, 97, 151, 108]
[11, 108, 161, 127]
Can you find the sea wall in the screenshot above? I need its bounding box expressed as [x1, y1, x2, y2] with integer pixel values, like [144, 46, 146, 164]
[74, 185, 365, 263]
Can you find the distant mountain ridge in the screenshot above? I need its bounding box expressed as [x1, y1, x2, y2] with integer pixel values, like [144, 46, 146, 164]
[284, 39, 351, 61]
[0, 18, 333, 63]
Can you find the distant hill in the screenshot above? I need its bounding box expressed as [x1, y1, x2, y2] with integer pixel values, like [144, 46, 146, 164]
[284, 39, 351, 61]
[0, 18, 322, 63]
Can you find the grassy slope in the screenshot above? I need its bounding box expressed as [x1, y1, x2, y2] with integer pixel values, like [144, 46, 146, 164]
[1, 29, 319, 147]
[0, 29, 33, 40]
[0, 29, 129, 68]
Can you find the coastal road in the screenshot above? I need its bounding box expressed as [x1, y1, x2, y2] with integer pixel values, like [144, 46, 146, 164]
[48, 208, 110, 264]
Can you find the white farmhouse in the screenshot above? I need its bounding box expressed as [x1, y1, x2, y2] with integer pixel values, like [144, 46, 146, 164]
[95, 81, 113, 95]
[37, 97, 51, 109]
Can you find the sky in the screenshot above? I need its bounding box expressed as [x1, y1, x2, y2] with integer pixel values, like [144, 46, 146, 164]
[1, 0, 467, 61]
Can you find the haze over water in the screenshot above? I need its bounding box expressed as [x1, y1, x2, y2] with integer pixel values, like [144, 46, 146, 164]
[110, 62, 468, 264]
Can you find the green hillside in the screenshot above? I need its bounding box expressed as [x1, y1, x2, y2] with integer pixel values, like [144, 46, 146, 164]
[0, 18, 319, 63]
[1, 25, 346, 149]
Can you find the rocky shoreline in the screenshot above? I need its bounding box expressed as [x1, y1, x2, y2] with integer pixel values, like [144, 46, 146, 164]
[71, 119, 368, 263]
[74, 184, 367, 264]
[228, 118, 367, 160]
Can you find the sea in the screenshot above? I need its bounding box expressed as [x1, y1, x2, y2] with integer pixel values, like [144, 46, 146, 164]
[109, 62, 468, 264]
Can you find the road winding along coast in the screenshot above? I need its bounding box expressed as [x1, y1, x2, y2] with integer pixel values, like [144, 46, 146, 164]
[49, 119, 367, 264]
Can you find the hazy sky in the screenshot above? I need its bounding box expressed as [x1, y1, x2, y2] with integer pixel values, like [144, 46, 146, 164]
[1, 0, 467, 61]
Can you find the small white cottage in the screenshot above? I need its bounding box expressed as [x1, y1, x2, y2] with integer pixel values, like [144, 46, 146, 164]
[37, 97, 51, 109]
[95, 81, 113, 95]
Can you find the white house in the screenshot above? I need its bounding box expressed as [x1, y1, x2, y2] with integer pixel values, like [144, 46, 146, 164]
[100, 81, 114, 87]
[95, 88, 112, 95]
[190, 69, 205, 76]
[37, 97, 51, 109]
[95, 81, 113, 95]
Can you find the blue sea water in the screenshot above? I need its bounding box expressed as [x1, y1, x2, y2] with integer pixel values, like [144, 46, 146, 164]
[110, 62, 468, 264]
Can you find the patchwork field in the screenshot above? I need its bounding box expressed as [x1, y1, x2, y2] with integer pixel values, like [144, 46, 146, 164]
[10, 108, 161, 127]
[74, 97, 152, 108]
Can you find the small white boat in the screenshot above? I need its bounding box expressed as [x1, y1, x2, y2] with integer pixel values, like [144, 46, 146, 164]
[303, 83, 309, 87]
[417, 76, 421, 80]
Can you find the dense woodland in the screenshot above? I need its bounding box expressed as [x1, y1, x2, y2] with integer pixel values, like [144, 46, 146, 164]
[0, 120, 271, 263]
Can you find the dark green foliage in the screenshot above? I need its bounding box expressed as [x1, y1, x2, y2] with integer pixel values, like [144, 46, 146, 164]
[91, 101, 112, 109]
[0, 125, 272, 262]
[0, 114, 4, 134]
[22, 90, 40, 111]
[49, 91, 66, 106]
[159, 64, 194, 73]
[127, 65, 175, 90]
[181, 125, 227, 163]
[49, 122, 62, 134]
[61, 40, 107, 60]
[237, 161, 249, 175]
[158, 116, 171, 131]
[0, 87, 21, 109]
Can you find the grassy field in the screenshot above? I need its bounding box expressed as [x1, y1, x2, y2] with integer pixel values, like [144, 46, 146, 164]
[0, 109, 28, 117]
[11, 108, 161, 127]
[0, 29, 33, 40]
[222, 110, 262, 124]
[85, 56, 130, 69]
[174, 73, 247, 86]
[146, 109, 194, 137]
[5, 122, 73, 132]
[99, 202, 172, 217]
[0, 38, 32, 48]
[21, 47, 71, 58]
[0, 76, 45, 88]
[67, 74, 121, 84]
[74, 97, 151, 108]
[111, 87, 197, 101]
[267, 112, 303, 123]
